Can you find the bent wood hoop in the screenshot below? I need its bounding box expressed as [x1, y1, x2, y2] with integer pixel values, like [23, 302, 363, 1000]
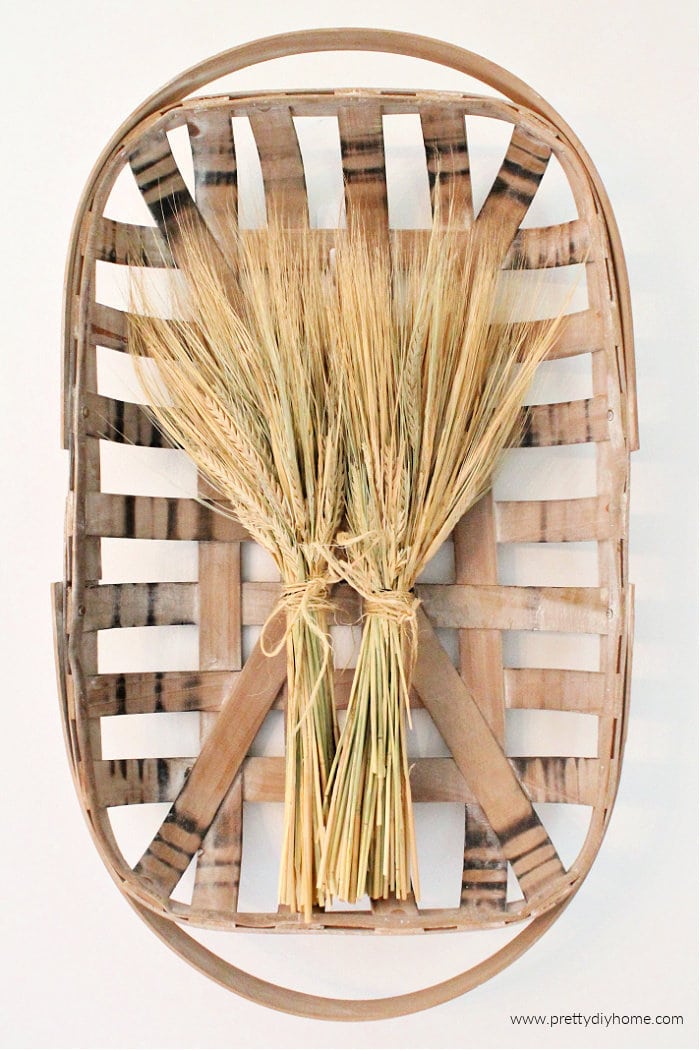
[55, 28, 636, 1019]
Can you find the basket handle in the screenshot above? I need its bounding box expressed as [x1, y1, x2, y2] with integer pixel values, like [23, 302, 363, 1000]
[131, 894, 573, 1022]
[130, 27, 552, 122]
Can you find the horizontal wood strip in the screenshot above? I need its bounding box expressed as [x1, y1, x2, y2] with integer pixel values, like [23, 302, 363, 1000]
[90, 301, 128, 349]
[242, 757, 599, 806]
[93, 219, 589, 271]
[416, 584, 609, 634]
[495, 496, 615, 543]
[95, 216, 173, 267]
[82, 393, 174, 447]
[84, 670, 239, 716]
[85, 667, 417, 717]
[504, 220, 591, 270]
[94, 756, 195, 807]
[504, 669, 607, 713]
[83, 582, 197, 630]
[83, 579, 610, 635]
[519, 395, 608, 447]
[85, 493, 248, 541]
[94, 755, 597, 808]
[539, 309, 603, 360]
[509, 757, 599, 806]
[239, 582, 610, 634]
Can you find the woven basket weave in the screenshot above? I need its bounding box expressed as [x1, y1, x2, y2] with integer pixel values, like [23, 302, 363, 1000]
[54, 28, 636, 1019]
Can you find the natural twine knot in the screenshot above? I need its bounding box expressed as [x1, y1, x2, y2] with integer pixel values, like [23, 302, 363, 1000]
[260, 574, 332, 659]
[363, 589, 420, 626]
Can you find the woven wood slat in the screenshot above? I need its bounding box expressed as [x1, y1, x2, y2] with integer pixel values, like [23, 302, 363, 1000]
[420, 105, 473, 224]
[237, 580, 611, 634]
[96, 216, 173, 267]
[82, 392, 176, 448]
[85, 670, 239, 716]
[187, 107, 238, 246]
[85, 667, 607, 719]
[83, 581, 197, 631]
[337, 104, 389, 226]
[96, 211, 589, 272]
[475, 123, 551, 251]
[506, 219, 591, 269]
[248, 107, 309, 225]
[84, 389, 608, 450]
[454, 494, 508, 911]
[85, 493, 248, 541]
[191, 773, 243, 913]
[495, 496, 615, 543]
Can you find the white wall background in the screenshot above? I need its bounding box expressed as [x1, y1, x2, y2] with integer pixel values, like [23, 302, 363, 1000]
[0, 1, 697, 1047]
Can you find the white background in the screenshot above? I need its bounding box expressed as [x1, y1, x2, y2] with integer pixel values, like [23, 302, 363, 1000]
[1, 1, 697, 1047]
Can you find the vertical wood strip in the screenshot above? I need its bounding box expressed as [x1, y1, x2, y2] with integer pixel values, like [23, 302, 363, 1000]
[420, 106, 473, 225]
[194, 475, 243, 912]
[187, 107, 238, 245]
[454, 493, 507, 911]
[248, 108, 308, 225]
[337, 105, 389, 229]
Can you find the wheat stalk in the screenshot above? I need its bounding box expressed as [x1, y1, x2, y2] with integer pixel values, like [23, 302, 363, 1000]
[127, 219, 343, 919]
[317, 214, 565, 904]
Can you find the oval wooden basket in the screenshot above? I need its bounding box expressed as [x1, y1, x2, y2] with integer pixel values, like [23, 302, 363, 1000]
[54, 28, 637, 1021]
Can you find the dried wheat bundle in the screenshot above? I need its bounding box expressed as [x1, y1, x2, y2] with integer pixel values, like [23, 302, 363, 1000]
[128, 222, 343, 919]
[317, 217, 565, 904]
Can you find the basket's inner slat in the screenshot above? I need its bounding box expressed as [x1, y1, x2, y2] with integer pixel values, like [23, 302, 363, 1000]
[191, 771, 243, 914]
[495, 495, 615, 543]
[454, 494, 507, 911]
[337, 104, 389, 226]
[412, 613, 565, 898]
[94, 756, 598, 809]
[85, 493, 246, 541]
[475, 124, 551, 245]
[89, 298, 603, 361]
[94, 213, 590, 271]
[234, 580, 610, 635]
[83, 389, 609, 450]
[248, 107, 309, 225]
[83, 491, 615, 544]
[506, 219, 590, 270]
[83, 666, 607, 719]
[186, 108, 238, 246]
[84, 581, 197, 630]
[96, 216, 173, 267]
[129, 128, 199, 240]
[420, 106, 473, 225]
[80, 580, 612, 636]
[195, 468, 244, 906]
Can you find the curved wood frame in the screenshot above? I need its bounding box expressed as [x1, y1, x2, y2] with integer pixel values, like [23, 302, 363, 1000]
[55, 28, 636, 1019]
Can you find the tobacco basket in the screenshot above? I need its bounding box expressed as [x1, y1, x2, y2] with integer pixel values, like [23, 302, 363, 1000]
[54, 28, 637, 1020]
